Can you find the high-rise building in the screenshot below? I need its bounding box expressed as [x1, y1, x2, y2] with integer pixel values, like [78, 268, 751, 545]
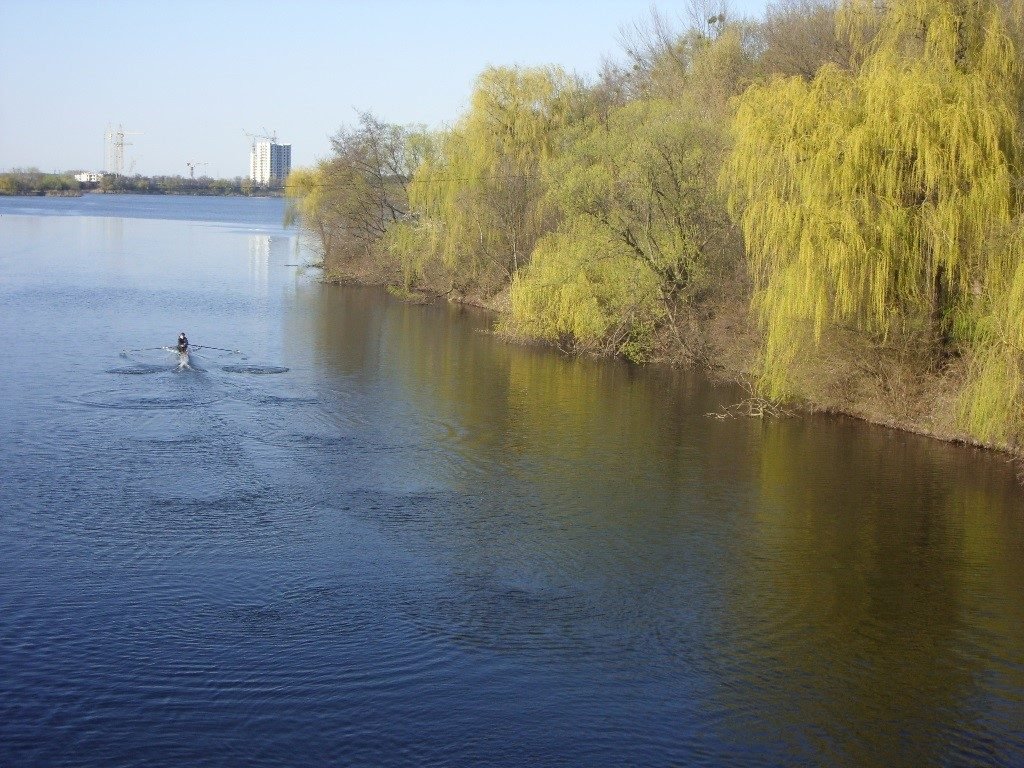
[249, 140, 291, 184]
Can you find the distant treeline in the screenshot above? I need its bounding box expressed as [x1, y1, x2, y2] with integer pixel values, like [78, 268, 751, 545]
[0, 170, 80, 195]
[0, 170, 283, 196]
[98, 175, 282, 196]
[286, 0, 1024, 450]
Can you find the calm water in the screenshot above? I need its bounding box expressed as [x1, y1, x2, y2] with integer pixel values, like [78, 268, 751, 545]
[1, 195, 1022, 767]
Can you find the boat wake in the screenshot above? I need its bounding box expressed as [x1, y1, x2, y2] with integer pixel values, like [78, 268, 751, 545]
[71, 389, 220, 410]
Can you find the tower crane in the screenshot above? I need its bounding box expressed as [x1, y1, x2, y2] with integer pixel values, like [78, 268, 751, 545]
[185, 161, 208, 179]
[105, 124, 143, 176]
[244, 128, 278, 151]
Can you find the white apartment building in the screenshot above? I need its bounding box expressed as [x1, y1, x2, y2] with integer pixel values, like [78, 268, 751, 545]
[74, 171, 103, 183]
[249, 141, 292, 184]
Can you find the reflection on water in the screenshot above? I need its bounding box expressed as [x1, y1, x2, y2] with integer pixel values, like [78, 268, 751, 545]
[247, 233, 293, 302]
[736, 422, 1024, 764]
[248, 234, 269, 297]
[1, 197, 1022, 767]
[290, 282, 1024, 766]
[102, 216, 124, 266]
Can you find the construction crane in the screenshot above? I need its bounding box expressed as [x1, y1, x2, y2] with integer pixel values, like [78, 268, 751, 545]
[244, 128, 278, 151]
[105, 124, 142, 176]
[185, 161, 208, 179]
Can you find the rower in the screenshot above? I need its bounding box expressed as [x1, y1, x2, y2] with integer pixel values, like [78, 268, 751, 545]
[177, 332, 189, 354]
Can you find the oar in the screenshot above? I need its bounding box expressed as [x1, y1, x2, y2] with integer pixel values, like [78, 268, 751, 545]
[191, 344, 242, 354]
[120, 346, 173, 355]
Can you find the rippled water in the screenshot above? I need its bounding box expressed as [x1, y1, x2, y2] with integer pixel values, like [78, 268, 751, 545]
[1, 195, 1022, 766]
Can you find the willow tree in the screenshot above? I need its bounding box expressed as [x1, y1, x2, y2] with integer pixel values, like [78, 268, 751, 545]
[508, 96, 730, 360]
[507, 220, 667, 360]
[723, 0, 1023, 431]
[285, 164, 341, 263]
[390, 66, 580, 293]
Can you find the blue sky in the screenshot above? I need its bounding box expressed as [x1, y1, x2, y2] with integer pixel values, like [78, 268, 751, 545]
[0, 0, 771, 178]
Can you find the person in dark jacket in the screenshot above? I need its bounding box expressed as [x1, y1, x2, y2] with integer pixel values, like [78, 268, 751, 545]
[177, 332, 189, 353]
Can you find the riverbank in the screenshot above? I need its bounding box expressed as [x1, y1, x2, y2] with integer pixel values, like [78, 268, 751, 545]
[288, 2, 1024, 458]
[323, 261, 1021, 464]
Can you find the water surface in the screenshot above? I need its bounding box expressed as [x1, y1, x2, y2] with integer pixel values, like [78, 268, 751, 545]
[1, 195, 1022, 766]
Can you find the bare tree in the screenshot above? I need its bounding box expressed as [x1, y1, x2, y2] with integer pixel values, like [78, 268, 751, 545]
[329, 112, 418, 228]
[617, 5, 688, 76]
[756, 0, 854, 78]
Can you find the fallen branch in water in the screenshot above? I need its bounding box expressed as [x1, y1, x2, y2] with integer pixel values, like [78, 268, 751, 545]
[707, 397, 794, 420]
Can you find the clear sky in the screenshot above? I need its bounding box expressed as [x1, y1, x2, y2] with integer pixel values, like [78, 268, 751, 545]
[0, 0, 771, 178]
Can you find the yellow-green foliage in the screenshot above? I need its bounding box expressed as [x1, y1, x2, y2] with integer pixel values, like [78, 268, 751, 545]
[724, 0, 1023, 438]
[395, 66, 579, 288]
[507, 221, 665, 359]
[285, 165, 334, 254]
[962, 221, 1024, 441]
[385, 216, 437, 289]
[510, 97, 725, 357]
[686, 24, 760, 107]
[284, 167, 320, 225]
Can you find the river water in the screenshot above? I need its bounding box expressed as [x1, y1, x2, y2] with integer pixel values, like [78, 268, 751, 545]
[0, 195, 1021, 766]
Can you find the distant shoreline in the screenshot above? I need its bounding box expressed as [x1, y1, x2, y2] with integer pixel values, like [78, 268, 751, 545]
[86, 189, 285, 198]
[0, 189, 283, 198]
[1, 171, 285, 198]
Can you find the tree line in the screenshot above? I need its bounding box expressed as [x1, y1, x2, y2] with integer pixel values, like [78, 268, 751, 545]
[0, 170, 80, 195]
[286, 0, 1024, 448]
[0, 170, 282, 196]
[95, 175, 280, 196]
